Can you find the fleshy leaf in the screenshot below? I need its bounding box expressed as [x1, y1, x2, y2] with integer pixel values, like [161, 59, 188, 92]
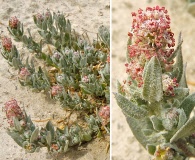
[7, 131, 24, 147]
[171, 33, 183, 82]
[150, 115, 164, 131]
[14, 118, 22, 132]
[46, 131, 52, 146]
[178, 63, 188, 88]
[126, 116, 148, 148]
[177, 109, 187, 129]
[30, 128, 39, 143]
[64, 140, 69, 152]
[114, 93, 148, 119]
[142, 56, 163, 102]
[46, 121, 55, 139]
[174, 88, 189, 101]
[146, 144, 156, 155]
[116, 81, 125, 96]
[142, 129, 154, 136]
[170, 117, 195, 143]
[179, 93, 195, 118]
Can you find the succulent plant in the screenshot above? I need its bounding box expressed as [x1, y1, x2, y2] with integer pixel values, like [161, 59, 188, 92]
[1, 10, 110, 154]
[115, 6, 195, 159]
[3, 99, 101, 153]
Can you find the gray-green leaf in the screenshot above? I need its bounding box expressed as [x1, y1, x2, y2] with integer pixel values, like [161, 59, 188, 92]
[150, 115, 164, 131]
[7, 131, 24, 147]
[46, 131, 52, 146]
[126, 116, 148, 148]
[46, 121, 55, 139]
[142, 56, 163, 102]
[13, 118, 22, 132]
[30, 128, 39, 143]
[170, 116, 195, 143]
[179, 93, 195, 118]
[114, 93, 148, 119]
[171, 34, 183, 82]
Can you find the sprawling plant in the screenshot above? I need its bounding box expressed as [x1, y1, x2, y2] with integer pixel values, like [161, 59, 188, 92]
[115, 6, 195, 160]
[1, 10, 110, 153]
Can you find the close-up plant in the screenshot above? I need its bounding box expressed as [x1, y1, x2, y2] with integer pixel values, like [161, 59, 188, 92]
[115, 5, 195, 160]
[1, 10, 110, 155]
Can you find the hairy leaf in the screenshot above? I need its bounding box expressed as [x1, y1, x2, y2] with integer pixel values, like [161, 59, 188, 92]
[170, 117, 195, 143]
[46, 131, 52, 146]
[142, 56, 163, 102]
[7, 131, 24, 147]
[114, 93, 148, 119]
[150, 115, 164, 131]
[13, 118, 22, 132]
[178, 63, 188, 88]
[46, 121, 55, 139]
[30, 128, 39, 143]
[146, 144, 156, 155]
[179, 93, 195, 118]
[171, 33, 183, 82]
[126, 116, 148, 148]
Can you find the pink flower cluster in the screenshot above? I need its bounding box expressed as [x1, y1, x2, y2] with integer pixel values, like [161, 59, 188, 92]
[1, 36, 12, 52]
[9, 16, 20, 29]
[130, 6, 175, 59]
[51, 143, 59, 151]
[4, 99, 24, 127]
[126, 6, 176, 88]
[125, 60, 144, 87]
[52, 51, 61, 60]
[82, 76, 89, 83]
[162, 74, 178, 96]
[19, 67, 31, 79]
[35, 13, 44, 22]
[44, 11, 52, 19]
[35, 11, 51, 22]
[99, 105, 110, 126]
[166, 107, 179, 120]
[51, 85, 63, 96]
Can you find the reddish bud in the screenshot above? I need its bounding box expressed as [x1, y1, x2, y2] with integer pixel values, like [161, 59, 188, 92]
[9, 16, 20, 29]
[4, 99, 24, 127]
[1, 36, 12, 52]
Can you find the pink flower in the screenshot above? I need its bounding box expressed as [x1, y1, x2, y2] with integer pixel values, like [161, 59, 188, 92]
[51, 143, 59, 151]
[125, 61, 144, 87]
[35, 13, 44, 22]
[9, 16, 20, 29]
[52, 51, 61, 60]
[4, 99, 24, 127]
[1, 36, 12, 52]
[19, 67, 31, 79]
[162, 74, 178, 96]
[44, 11, 51, 19]
[128, 6, 175, 63]
[99, 106, 110, 126]
[82, 76, 89, 83]
[51, 85, 63, 96]
[125, 6, 176, 88]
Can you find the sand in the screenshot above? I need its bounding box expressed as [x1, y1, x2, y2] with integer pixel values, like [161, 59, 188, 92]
[112, 0, 195, 159]
[1, 0, 195, 160]
[0, 0, 110, 160]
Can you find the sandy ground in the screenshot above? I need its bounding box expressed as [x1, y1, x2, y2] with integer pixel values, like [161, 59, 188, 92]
[0, 0, 110, 160]
[112, 0, 195, 160]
